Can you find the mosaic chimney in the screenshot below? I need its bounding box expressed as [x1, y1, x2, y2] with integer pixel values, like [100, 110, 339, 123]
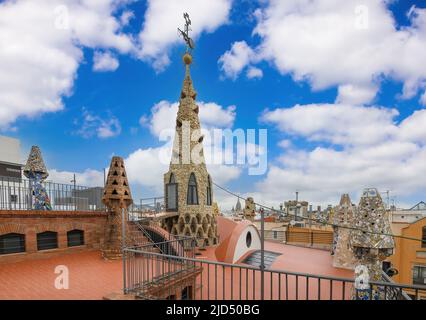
[350, 188, 395, 299]
[23, 146, 51, 210]
[332, 194, 357, 269]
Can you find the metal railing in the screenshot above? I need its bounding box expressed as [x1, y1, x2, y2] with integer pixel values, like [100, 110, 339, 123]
[0, 175, 105, 211]
[123, 240, 426, 300]
[127, 198, 165, 220]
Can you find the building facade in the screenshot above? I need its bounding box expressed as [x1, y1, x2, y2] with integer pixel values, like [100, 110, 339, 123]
[387, 217, 426, 298]
[0, 135, 22, 179]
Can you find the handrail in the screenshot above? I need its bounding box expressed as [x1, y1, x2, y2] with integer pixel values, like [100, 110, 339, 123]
[129, 220, 164, 253]
[124, 246, 426, 292]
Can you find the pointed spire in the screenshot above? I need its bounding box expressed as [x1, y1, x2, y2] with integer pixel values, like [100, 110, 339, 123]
[102, 156, 133, 209]
[23, 146, 48, 180]
[180, 53, 197, 102]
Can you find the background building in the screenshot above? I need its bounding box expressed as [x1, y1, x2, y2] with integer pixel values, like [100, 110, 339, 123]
[0, 135, 22, 179]
[391, 202, 426, 224]
[283, 200, 309, 220]
[387, 217, 426, 299]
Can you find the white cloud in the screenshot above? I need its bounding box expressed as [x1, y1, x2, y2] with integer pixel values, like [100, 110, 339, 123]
[261, 104, 399, 146]
[120, 10, 134, 26]
[246, 66, 263, 79]
[138, 0, 232, 71]
[222, 0, 426, 104]
[75, 108, 121, 139]
[49, 168, 104, 187]
[336, 84, 378, 105]
[141, 100, 236, 137]
[125, 146, 170, 194]
[124, 145, 243, 196]
[219, 41, 255, 79]
[420, 91, 426, 106]
[399, 109, 426, 144]
[257, 104, 426, 207]
[93, 51, 119, 72]
[0, 0, 134, 130]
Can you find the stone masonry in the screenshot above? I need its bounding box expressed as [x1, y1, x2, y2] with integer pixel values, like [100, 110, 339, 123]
[244, 197, 256, 221]
[332, 194, 357, 269]
[162, 52, 218, 247]
[101, 156, 133, 259]
[350, 188, 395, 299]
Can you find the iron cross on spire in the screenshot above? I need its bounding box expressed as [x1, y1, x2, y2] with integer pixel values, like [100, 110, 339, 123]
[178, 12, 195, 52]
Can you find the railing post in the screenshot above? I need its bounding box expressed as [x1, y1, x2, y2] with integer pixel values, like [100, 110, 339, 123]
[260, 208, 265, 300]
[122, 207, 127, 294]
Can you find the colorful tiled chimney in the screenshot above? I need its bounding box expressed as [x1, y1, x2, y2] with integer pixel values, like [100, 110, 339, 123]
[350, 188, 395, 299]
[332, 194, 356, 269]
[23, 146, 51, 210]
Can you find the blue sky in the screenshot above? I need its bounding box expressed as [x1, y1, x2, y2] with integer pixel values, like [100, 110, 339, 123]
[1, 0, 426, 209]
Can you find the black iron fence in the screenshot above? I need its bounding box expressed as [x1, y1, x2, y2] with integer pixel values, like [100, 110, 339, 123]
[0, 175, 104, 211]
[123, 240, 426, 300]
[0, 175, 166, 213]
[127, 197, 165, 220]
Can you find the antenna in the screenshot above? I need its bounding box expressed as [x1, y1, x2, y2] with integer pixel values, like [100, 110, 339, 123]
[178, 12, 195, 51]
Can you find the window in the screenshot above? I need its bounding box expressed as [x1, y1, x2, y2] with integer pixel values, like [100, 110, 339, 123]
[166, 174, 178, 211]
[67, 229, 84, 247]
[0, 233, 25, 255]
[206, 175, 212, 206]
[423, 227, 426, 248]
[37, 231, 58, 251]
[413, 266, 426, 285]
[243, 250, 281, 268]
[246, 231, 252, 248]
[273, 231, 278, 239]
[187, 173, 198, 205]
[181, 286, 192, 300]
[10, 195, 18, 203]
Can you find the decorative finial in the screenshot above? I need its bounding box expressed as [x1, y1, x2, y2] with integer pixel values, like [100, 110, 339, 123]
[178, 12, 195, 62]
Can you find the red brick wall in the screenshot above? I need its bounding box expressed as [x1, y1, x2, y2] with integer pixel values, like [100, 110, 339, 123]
[0, 210, 107, 263]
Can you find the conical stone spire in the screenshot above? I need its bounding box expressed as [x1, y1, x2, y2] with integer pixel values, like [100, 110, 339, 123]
[102, 156, 133, 209]
[332, 194, 356, 269]
[163, 53, 218, 247]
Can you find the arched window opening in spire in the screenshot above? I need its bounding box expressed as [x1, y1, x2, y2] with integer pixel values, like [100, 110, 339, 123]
[166, 173, 178, 211]
[206, 175, 212, 206]
[187, 173, 198, 205]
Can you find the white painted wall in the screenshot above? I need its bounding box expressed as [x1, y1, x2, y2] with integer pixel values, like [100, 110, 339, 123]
[391, 210, 426, 223]
[0, 135, 21, 164]
[232, 225, 261, 263]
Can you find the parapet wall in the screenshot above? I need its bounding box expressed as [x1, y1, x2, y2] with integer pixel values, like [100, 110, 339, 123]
[0, 210, 107, 263]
